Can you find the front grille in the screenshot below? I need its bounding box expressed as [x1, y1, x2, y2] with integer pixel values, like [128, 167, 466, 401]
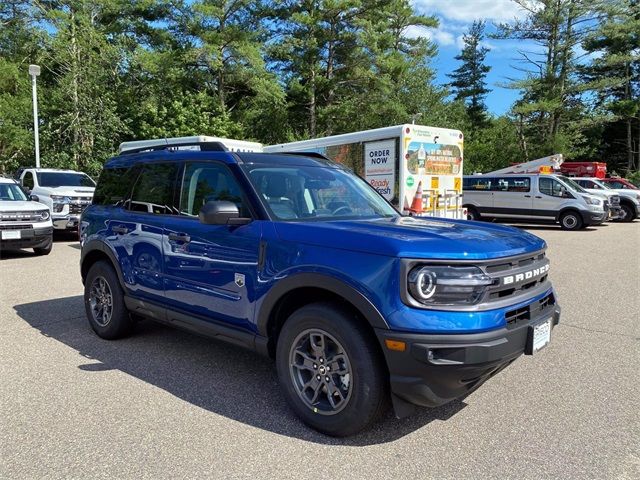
[69, 203, 89, 214]
[610, 195, 620, 206]
[603, 200, 609, 210]
[483, 251, 550, 302]
[0, 224, 32, 230]
[506, 292, 555, 326]
[0, 211, 41, 222]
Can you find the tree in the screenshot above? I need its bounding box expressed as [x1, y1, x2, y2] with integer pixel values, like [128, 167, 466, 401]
[494, 0, 596, 159]
[448, 21, 491, 130]
[580, 0, 640, 173]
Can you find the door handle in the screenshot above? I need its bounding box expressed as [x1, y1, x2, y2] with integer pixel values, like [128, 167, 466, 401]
[112, 225, 128, 234]
[168, 232, 191, 243]
[524, 195, 531, 198]
[535, 196, 542, 199]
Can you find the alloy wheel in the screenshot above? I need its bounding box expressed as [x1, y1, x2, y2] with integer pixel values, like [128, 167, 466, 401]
[89, 276, 113, 327]
[288, 329, 353, 415]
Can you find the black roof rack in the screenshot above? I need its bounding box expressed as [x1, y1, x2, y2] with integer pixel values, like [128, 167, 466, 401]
[120, 141, 229, 155]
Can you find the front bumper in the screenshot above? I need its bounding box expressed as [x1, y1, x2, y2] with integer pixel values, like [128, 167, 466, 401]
[581, 210, 606, 225]
[0, 227, 53, 250]
[52, 215, 80, 230]
[376, 300, 561, 413]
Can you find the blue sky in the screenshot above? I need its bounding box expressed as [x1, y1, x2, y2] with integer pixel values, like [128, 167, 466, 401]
[409, 0, 532, 116]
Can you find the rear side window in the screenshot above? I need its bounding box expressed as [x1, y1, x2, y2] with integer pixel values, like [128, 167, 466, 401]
[492, 177, 530, 192]
[463, 178, 493, 190]
[128, 163, 179, 214]
[93, 167, 136, 206]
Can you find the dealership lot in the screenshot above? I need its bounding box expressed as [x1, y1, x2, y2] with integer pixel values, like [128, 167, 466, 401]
[1, 224, 639, 479]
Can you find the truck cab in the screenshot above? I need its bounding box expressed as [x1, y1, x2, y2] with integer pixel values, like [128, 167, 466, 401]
[17, 168, 95, 230]
[573, 177, 640, 222]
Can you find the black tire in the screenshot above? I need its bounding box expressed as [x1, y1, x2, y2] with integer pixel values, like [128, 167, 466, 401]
[559, 210, 583, 230]
[617, 203, 635, 222]
[466, 206, 480, 221]
[33, 238, 52, 256]
[276, 302, 388, 437]
[84, 260, 133, 339]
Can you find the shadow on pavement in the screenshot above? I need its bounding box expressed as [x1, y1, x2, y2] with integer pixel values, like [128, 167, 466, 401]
[14, 295, 466, 446]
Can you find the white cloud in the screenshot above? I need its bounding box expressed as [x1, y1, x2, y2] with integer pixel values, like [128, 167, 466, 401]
[405, 24, 456, 46]
[411, 0, 527, 23]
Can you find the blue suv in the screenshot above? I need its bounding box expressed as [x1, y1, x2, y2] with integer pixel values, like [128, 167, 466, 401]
[80, 142, 560, 436]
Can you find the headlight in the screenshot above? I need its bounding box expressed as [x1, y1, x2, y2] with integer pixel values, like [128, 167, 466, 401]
[38, 210, 50, 221]
[584, 196, 601, 206]
[50, 195, 70, 203]
[408, 265, 494, 306]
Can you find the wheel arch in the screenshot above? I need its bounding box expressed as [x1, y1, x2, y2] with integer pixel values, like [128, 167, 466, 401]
[556, 207, 582, 222]
[257, 273, 389, 357]
[80, 240, 125, 288]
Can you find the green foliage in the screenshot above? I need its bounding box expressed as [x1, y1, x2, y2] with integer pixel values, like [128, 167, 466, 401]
[0, 0, 637, 177]
[448, 21, 491, 129]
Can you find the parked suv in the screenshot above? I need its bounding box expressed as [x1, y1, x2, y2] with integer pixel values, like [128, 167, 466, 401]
[80, 142, 561, 436]
[463, 174, 607, 230]
[0, 177, 53, 255]
[16, 168, 95, 230]
[572, 177, 639, 222]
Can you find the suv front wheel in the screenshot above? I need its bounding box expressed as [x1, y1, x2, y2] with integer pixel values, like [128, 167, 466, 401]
[84, 260, 134, 339]
[276, 302, 388, 436]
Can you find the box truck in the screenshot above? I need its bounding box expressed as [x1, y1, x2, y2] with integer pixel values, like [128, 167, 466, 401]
[264, 125, 465, 219]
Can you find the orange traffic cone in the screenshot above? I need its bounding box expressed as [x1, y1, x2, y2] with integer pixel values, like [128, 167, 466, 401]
[409, 181, 424, 214]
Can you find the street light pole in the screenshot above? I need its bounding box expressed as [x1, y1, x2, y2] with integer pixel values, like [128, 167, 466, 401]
[29, 64, 41, 168]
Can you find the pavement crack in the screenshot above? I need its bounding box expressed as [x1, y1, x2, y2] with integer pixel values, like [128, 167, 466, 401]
[561, 322, 639, 340]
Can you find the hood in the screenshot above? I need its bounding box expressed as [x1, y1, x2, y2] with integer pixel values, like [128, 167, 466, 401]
[583, 189, 614, 199]
[0, 200, 49, 212]
[274, 216, 546, 260]
[36, 186, 94, 196]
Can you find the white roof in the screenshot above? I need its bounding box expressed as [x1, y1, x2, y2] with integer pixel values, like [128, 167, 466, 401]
[263, 124, 462, 152]
[119, 136, 263, 154]
[0, 177, 18, 184]
[21, 168, 84, 173]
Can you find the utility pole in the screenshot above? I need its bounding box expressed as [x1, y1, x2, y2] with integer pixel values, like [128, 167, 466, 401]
[29, 64, 41, 168]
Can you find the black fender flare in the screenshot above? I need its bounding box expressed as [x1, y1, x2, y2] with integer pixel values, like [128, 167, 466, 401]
[80, 239, 127, 288]
[256, 272, 389, 336]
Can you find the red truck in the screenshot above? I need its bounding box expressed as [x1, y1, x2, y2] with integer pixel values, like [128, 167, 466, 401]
[560, 162, 607, 178]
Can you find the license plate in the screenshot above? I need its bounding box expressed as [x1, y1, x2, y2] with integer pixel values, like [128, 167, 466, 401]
[530, 318, 552, 354]
[1, 230, 21, 240]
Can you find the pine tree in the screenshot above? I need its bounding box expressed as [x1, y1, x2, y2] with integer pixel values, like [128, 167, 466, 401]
[448, 21, 491, 129]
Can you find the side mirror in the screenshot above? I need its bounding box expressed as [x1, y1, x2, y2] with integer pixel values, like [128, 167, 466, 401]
[29, 194, 40, 202]
[199, 200, 251, 226]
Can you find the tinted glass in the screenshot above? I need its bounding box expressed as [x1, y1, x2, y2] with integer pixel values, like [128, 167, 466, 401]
[539, 177, 564, 197]
[244, 165, 397, 221]
[23, 172, 34, 189]
[37, 172, 95, 187]
[557, 176, 587, 193]
[93, 167, 136, 206]
[128, 163, 179, 214]
[492, 177, 530, 192]
[0, 183, 28, 201]
[179, 162, 249, 217]
[463, 177, 493, 190]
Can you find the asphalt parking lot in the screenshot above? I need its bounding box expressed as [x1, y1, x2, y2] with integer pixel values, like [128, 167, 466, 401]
[1, 223, 639, 479]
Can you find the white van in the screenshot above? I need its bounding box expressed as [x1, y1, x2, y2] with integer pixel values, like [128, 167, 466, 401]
[463, 173, 607, 230]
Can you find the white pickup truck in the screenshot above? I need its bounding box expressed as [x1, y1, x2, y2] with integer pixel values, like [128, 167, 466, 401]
[0, 177, 53, 255]
[16, 168, 95, 230]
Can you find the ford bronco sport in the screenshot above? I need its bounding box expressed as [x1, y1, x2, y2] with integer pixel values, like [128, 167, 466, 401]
[80, 140, 560, 436]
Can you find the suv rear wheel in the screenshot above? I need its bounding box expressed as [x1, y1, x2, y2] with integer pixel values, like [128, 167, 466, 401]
[84, 260, 133, 339]
[559, 211, 583, 230]
[276, 302, 388, 436]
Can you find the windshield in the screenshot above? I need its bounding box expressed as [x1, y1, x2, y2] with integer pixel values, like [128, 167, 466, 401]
[36, 172, 95, 188]
[558, 176, 588, 194]
[590, 179, 611, 190]
[243, 165, 399, 221]
[0, 183, 28, 201]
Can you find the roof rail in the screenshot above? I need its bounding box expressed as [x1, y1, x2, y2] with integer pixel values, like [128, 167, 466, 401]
[120, 141, 229, 155]
[278, 151, 334, 162]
